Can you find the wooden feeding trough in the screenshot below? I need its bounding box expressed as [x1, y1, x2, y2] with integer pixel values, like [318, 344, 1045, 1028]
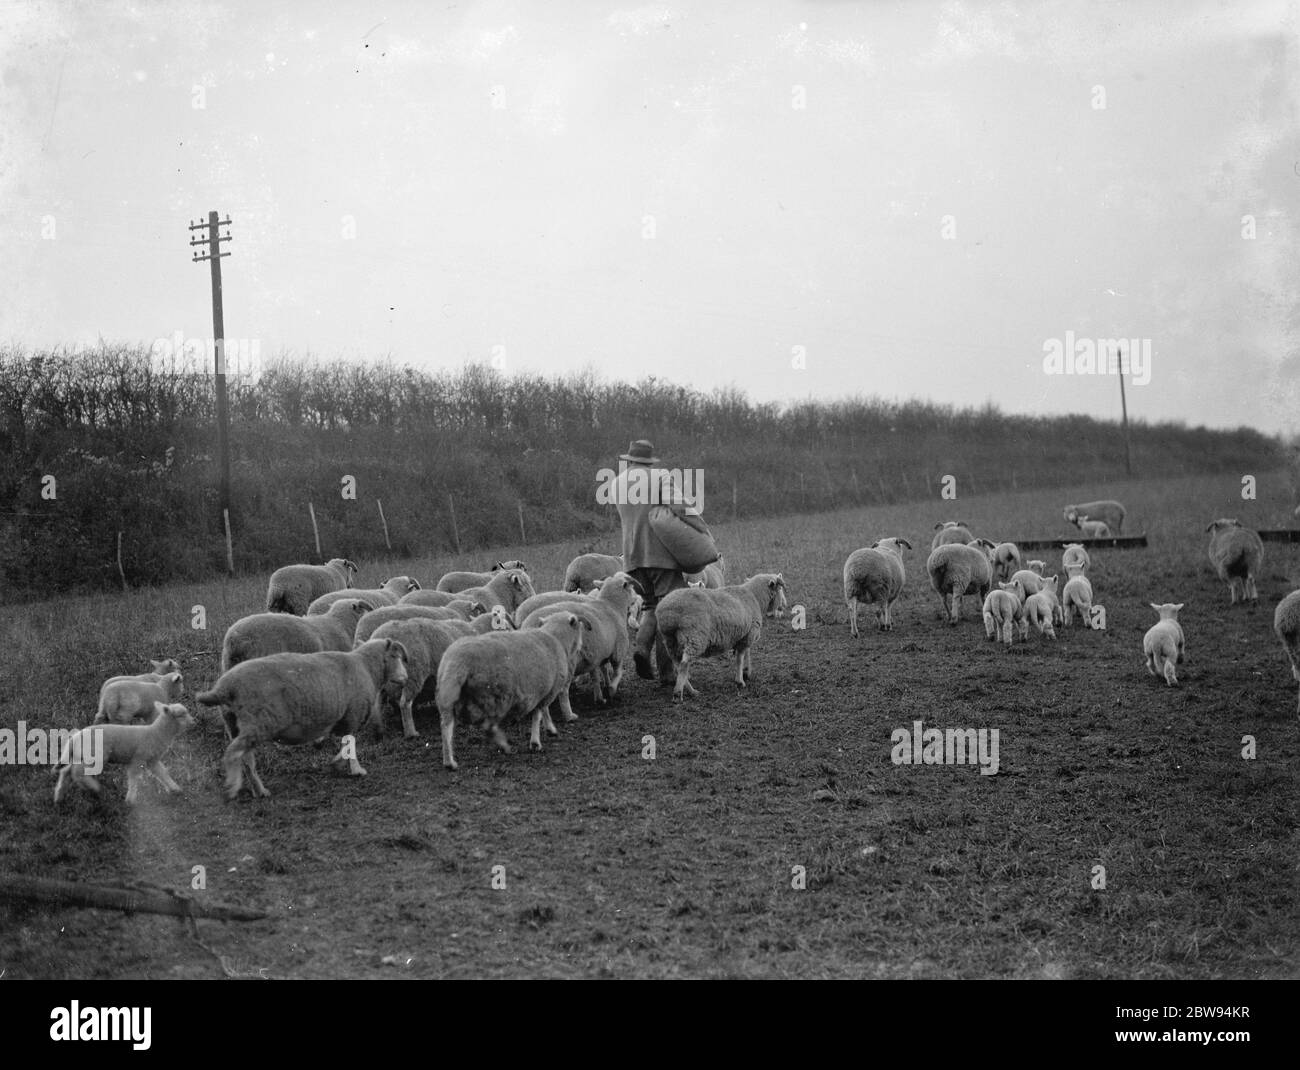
[1013, 534, 1149, 551]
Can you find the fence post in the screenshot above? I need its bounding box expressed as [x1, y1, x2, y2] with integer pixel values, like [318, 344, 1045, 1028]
[116, 531, 127, 591]
[448, 494, 461, 554]
[308, 502, 322, 561]
[223, 508, 234, 575]
[517, 501, 526, 545]
[377, 499, 392, 551]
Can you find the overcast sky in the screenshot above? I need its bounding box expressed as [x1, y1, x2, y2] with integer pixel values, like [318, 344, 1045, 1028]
[1, 0, 1296, 434]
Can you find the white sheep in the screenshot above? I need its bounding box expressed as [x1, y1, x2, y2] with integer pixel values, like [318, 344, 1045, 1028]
[519, 572, 641, 704]
[1008, 568, 1045, 601]
[55, 702, 197, 805]
[655, 573, 788, 702]
[1061, 543, 1091, 573]
[454, 569, 536, 619]
[514, 588, 594, 626]
[982, 582, 1026, 646]
[1060, 567, 1094, 628]
[221, 598, 373, 673]
[94, 672, 185, 726]
[401, 589, 477, 608]
[435, 560, 528, 593]
[685, 554, 726, 590]
[1205, 519, 1264, 604]
[370, 615, 507, 738]
[1143, 603, 1186, 686]
[926, 540, 995, 625]
[1075, 516, 1111, 538]
[436, 612, 589, 770]
[930, 521, 974, 551]
[1273, 590, 1300, 713]
[843, 537, 911, 637]
[991, 542, 1022, 584]
[266, 558, 358, 615]
[1024, 576, 1060, 639]
[353, 600, 483, 644]
[197, 638, 409, 801]
[95, 658, 183, 721]
[1063, 500, 1126, 533]
[101, 658, 182, 690]
[307, 576, 421, 614]
[1027, 560, 1046, 575]
[563, 553, 624, 593]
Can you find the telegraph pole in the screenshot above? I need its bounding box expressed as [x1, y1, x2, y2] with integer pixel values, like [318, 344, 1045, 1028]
[1116, 341, 1133, 476]
[189, 211, 235, 566]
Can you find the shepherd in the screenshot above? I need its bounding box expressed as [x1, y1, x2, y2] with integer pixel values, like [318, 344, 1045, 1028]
[611, 439, 718, 681]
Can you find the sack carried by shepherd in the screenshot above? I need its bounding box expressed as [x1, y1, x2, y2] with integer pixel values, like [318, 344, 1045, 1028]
[649, 505, 720, 573]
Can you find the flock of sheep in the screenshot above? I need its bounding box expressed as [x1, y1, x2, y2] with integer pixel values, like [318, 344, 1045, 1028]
[50, 496, 1300, 806]
[843, 498, 1299, 699]
[53, 551, 787, 802]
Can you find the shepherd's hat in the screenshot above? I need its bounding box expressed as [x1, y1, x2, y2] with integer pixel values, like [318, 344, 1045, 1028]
[619, 439, 661, 465]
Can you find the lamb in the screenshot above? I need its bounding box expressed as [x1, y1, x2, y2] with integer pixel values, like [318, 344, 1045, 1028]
[982, 582, 1026, 646]
[655, 573, 788, 702]
[1063, 500, 1126, 533]
[1027, 560, 1046, 575]
[1143, 603, 1186, 686]
[991, 542, 1022, 584]
[1060, 567, 1094, 628]
[436, 612, 589, 770]
[843, 537, 911, 637]
[563, 553, 624, 593]
[94, 672, 185, 726]
[1273, 590, 1300, 713]
[1205, 519, 1264, 603]
[926, 540, 996, 625]
[55, 702, 197, 805]
[1008, 568, 1045, 601]
[930, 521, 974, 550]
[196, 638, 409, 801]
[435, 560, 528, 593]
[95, 658, 183, 720]
[514, 588, 595, 626]
[1061, 543, 1091, 573]
[519, 572, 641, 704]
[453, 569, 536, 619]
[1074, 516, 1111, 538]
[370, 616, 508, 738]
[221, 598, 373, 673]
[101, 658, 182, 689]
[685, 554, 726, 590]
[353, 600, 483, 644]
[307, 576, 421, 614]
[266, 558, 358, 615]
[1023, 576, 1060, 639]
[401, 589, 476, 608]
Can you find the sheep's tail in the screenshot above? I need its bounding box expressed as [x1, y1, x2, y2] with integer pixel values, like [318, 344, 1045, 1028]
[196, 685, 227, 707]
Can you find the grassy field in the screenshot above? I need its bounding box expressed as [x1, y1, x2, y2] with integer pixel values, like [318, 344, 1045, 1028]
[1, 469, 1297, 979]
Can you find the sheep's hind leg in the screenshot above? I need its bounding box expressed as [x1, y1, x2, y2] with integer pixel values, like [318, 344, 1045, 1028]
[529, 709, 545, 752]
[440, 712, 458, 771]
[222, 736, 251, 801]
[487, 723, 512, 755]
[672, 652, 698, 703]
[848, 599, 859, 638]
[541, 703, 560, 737]
[150, 759, 181, 793]
[399, 691, 420, 739]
